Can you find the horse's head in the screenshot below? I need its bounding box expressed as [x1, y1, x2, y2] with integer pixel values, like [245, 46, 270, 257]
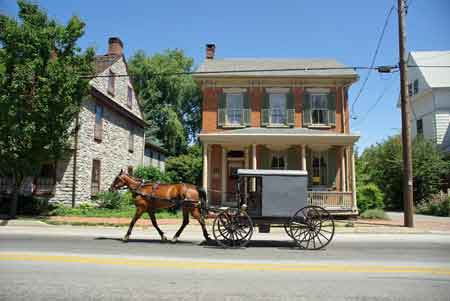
[109, 169, 128, 192]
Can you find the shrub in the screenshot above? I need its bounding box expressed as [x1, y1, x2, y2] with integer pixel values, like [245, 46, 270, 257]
[0, 195, 49, 216]
[165, 144, 202, 185]
[357, 183, 384, 213]
[95, 191, 123, 209]
[134, 166, 173, 183]
[416, 194, 450, 217]
[360, 209, 389, 220]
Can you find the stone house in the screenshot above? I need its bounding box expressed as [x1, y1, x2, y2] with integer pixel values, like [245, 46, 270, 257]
[194, 44, 360, 215]
[0, 37, 146, 205]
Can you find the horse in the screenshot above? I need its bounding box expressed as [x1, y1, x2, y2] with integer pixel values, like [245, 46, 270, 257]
[109, 169, 210, 243]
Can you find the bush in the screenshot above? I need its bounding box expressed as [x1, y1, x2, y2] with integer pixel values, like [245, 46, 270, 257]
[416, 195, 450, 217]
[357, 183, 384, 213]
[0, 195, 49, 216]
[134, 166, 173, 183]
[360, 209, 389, 220]
[95, 191, 124, 209]
[165, 144, 202, 185]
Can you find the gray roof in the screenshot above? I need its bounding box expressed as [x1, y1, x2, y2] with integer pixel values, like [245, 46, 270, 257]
[195, 58, 358, 78]
[94, 54, 121, 75]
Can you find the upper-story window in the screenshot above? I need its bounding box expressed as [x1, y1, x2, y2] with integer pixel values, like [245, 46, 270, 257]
[303, 90, 336, 127]
[94, 104, 103, 141]
[408, 83, 413, 97]
[416, 119, 423, 136]
[218, 89, 250, 127]
[413, 79, 419, 95]
[107, 70, 115, 96]
[262, 88, 294, 127]
[127, 86, 133, 108]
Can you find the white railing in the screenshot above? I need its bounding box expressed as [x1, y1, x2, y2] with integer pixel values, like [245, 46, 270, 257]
[218, 108, 250, 126]
[261, 109, 295, 126]
[308, 191, 354, 209]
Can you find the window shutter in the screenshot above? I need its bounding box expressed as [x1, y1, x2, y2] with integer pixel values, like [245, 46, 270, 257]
[260, 147, 270, 169]
[303, 92, 311, 126]
[287, 90, 295, 126]
[327, 148, 337, 188]
[328, 92, 336, 126]
[217, 92, 226, 127]
[261, 91, 270, 126]
[243, 92, 250, 126]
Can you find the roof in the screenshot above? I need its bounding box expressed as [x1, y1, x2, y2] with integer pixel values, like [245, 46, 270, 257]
[237, 169, 308, 177]
[410, 51, 450, 88]
[199, 127, 360, 145]
[94, 55, 121, 75]
[144, 137, 169, 155]
[194, 58, 358, 78]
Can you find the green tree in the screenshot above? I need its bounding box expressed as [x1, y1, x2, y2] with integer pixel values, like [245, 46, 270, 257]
[0, 0, 94, 218]
[165, 144, 203, 185]
[128, 49, 201, 155]
[357, 135, 450, 210]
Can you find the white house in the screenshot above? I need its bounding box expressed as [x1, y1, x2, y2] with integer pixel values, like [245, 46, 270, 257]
[404, 51, 450, 152]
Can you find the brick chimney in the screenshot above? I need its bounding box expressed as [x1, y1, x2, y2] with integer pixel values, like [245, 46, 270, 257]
[206, 43, 215, 59]
[108, 37, 123, 56]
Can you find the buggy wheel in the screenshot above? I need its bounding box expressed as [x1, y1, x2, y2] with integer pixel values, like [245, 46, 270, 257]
[284, 223, 293, 239]
[212, 209, 253, 248]
[289, 205, 335, 250]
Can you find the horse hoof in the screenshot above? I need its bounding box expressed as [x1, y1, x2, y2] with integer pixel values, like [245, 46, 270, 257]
[171, 237, 179, 243]
[161, 235, 168, 242]
[123, 236, 129, 242]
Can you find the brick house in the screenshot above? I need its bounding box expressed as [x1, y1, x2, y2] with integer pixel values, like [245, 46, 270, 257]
[194, 44, 360, 215]
[0, 37, 146, 205]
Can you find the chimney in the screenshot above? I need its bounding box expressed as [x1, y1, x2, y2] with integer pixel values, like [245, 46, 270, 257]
[206, 43, 215, 59]
[108, 37, 123, 56]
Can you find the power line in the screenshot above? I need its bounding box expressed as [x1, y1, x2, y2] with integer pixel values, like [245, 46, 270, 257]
[350, 5, 396, 119]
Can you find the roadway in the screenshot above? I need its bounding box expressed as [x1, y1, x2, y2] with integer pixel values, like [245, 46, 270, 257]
[1, 225, 450, 300]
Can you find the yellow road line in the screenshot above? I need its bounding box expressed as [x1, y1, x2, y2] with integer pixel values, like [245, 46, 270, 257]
[1, 253, 450, 275]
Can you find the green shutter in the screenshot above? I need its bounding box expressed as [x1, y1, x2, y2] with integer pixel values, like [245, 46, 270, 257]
[261, 91, 270, 126]
[218, 92, 226, 126]
[287, 147, 300, 170]
[286, 90, 295, 126]
[260, 147, 270, 169]
[303, 91, 311, 126]
[243, 92, 250, 126]
[306, 148, 312, 186]
[327, 148, 337, 188]
[328, 92, 336, 126]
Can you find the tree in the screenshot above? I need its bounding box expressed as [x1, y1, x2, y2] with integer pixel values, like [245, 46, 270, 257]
[0, 0, 94, 218]
[128, 49, 201, 155]
[165, 145, 203, 185]
[357, 135, 450, 210]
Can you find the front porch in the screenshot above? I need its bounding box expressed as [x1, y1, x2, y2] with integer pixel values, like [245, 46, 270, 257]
[199, 128, 359, 215]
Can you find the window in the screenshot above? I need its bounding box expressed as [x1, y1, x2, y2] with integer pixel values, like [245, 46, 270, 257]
[127, 86, 133, 108]
[417, 119, 423, 136]
[269, 93, 287, 124]
[91, 159, 101, 195]
[226, 93, 243, 125]
[311, 94, 329, 124]
[408, 83, 413, 97]
[311, 152, 328, 186]
[128, 126, 134, 152]
[107, 70, 115, 95]
[94, 104, 103, 141]
[270, 151, 286, 170]
[413, 79, 419, 95]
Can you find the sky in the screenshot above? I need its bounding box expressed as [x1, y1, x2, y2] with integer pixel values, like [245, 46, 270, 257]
[2, 0, 450, 151]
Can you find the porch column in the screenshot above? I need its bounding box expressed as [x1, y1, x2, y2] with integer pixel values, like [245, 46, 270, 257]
[221, 146, 227, 203]
[244, 146, 249, 169]
[350, 147, 357, 211]
[252, 144, 257, 169]
[341, 146, 347, 192]
[202, 143, 209, 191]
[301, 145, 307, 171]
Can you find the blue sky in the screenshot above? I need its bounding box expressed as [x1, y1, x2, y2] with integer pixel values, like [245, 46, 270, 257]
[2, 0, 450, 151]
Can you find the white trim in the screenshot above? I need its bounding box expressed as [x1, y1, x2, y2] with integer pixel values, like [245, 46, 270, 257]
[223, 88, 247, 93]
[266, 87, 290, 93]
[306, 88, 330, 93]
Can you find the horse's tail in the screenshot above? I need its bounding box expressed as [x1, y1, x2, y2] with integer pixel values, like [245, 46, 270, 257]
[197, 187, 208, 216]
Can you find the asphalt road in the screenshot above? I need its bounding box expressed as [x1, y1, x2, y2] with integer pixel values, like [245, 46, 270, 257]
[1, 225, 450, 300]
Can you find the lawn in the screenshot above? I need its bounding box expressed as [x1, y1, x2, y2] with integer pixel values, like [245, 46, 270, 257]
[49, 205, 182, 219]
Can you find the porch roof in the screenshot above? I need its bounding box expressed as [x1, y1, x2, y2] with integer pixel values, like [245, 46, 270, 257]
[199, 128, 360, 145]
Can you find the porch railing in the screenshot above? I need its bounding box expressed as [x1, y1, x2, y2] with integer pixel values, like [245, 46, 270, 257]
[308, 191, 354, 210]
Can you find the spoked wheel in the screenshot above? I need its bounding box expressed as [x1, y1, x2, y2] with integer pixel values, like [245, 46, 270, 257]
[212, 209, 253, 248]
[289, 205, 335, 250]
[284, 223, 293, 239]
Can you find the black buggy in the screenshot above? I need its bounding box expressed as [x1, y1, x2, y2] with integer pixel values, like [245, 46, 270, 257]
[210, 169, 335, 250]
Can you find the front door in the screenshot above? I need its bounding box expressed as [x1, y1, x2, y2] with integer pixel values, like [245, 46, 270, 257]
[226, 160, 244, 204]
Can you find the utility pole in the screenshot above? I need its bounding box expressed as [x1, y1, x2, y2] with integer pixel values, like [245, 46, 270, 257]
[397, 0, 414, 227]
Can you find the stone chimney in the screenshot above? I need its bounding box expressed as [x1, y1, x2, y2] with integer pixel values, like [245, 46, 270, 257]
[206, 43, 215, 59]
[108, 37, 123, 56]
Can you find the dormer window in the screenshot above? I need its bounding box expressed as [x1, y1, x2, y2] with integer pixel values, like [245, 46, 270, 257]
[127, 86, 133, 108]
[107, 70, 115, 96]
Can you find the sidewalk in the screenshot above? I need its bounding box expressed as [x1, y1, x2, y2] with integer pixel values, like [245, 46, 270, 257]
[1, 214, 449, 234]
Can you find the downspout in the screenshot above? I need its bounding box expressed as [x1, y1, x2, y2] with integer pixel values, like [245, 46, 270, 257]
[71, 113, 80, 208]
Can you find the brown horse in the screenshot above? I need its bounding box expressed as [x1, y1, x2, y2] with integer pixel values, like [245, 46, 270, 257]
[109, 170, 210, 243]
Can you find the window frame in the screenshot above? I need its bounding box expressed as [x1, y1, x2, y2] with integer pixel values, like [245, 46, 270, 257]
[128, 126, 134, 153]
[413, 79, 419, 95]
[94, 104, 104, 141]
[91, 159, 101, 196]
[127, 86, 133, 108]
[270, 151, 287, 170]
[416, 118, 423, 136]
[310, 151, 328, 186]
[310, 93, 329, 125]
[268, 93, 287, 125]
[225, 92, 244, 125]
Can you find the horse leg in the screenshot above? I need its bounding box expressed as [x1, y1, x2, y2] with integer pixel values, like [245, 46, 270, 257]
[149, 210, 168, 241]
[172, 207, 189, 243]
[123, 207, 144, 242]
[190, 207, 211, 241]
